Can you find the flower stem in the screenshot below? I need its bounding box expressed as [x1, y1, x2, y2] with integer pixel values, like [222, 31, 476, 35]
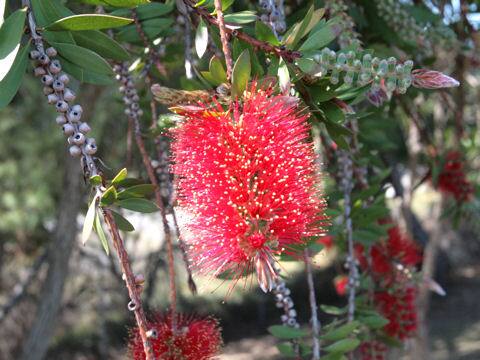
[304, 249, 321, 359]
[213, 0, 233, 80]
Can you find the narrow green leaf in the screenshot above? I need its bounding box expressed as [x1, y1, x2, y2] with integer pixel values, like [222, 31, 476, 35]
[0, 0, 6, 26]
[320, 305, 347, 315]
[325, 338, 360, 354]
[224, 11, 257, 24]
[195, 18, 208, 59]
[254, 21, 280, 46]
[114, 177, 143, 188]
[46, 14, 132, 31]
[111, 2, 173, 20]
[101, 185, 118, 206]
[72, 30, 130, 60]
[231, 49, 251, 97]
[359, 315, 390, 329]
[0, 8, 27, 81]
[299, 22, 338, 52]
[288, 5, 313, 48]
[111, 168, 128, 185]
[117, 184, 155, 200]
[111, 210, 135, 232]
[82, 195, 98, 245]
[321, 321, 360, 341]
[90, 174, 103, 186]
[60, 56, 114, 85]
[31, 0, 76, 44]
[209, 56, 227, 85]
[0, 44, 29, 109]
[117, 198, 159, 213]
[103, 0, 149, 7]
[52, 42, 114, 75]
[267, 325, 308, 339]
[94, 213, 110, 255]
[115, 19, 173, 42]
[276, 343, 297, 357]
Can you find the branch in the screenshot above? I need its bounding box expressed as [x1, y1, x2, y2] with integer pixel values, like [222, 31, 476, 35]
[23, 2, 155, 358]
[213, 0, 233, 79]
[304, 249, 320, 359]
[183, 0, 300, 62]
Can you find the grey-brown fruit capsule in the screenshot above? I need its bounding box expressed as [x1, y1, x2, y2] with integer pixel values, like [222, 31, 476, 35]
[34, 67, 46, 77]
[69, 145, 82, 157]
[29, 50, 41, 60]
[45, 47, 57, 57]
[55, 101, 69, 113]
[72, 132, 86, 145]
[53, 80, 65, 92]
[56, 115, 67, 125]
[58, 74, 70, 84]
[71, 104, 83, 114]
[47, 94, 59, 104]
[67, 109, 82, 122]
[41, 75, 54, 85]
[78, 122, 91, 134]
[85, 143, 97, 155]
[63, 89, 76, 102]
[49, 60, 61, 74]
[63, 124, 75, 135]
[43, 86, 54, 95]
[38, 54, 50, 65]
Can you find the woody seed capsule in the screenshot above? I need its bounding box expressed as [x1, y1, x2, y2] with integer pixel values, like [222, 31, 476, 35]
[29, 50, 41, 60]
[56, 115, 67, 125]
[49, 60, 61, 74]
[63, 123, 75, 135]
[69, 145, 82, 157]
[58, 74, 70, 84]
[71, 104, 83, 114]
[38, 54, 50, 65]
[78, 122, 91, 134]
[47, 94, 59, 104]
[53, 80, 64, 92]
[67, 110, 82, 122]
[41, 75, 54, 85]
[63, 89, 76, 102]
[72, 132, 86, 145]
[43, 86, 54, 95]
[45, 47, 57, 57]
[34, 67, 46, 77]
[85, 142, 97, 155]
[55, 101, 69, 112]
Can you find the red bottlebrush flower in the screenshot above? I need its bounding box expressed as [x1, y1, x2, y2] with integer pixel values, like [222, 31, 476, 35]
[172, 84, 327, 292]
[129, 313, 222, 360]
[358, 340, 387, 360]
[436, 151, 474, 203]
[334, 275, 348, 296]
[374, 287, 417, 340]
[318, 235, 333, 249]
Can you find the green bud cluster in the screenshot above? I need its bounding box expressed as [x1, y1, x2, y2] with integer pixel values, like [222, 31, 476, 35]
[311, 48, 414, 94]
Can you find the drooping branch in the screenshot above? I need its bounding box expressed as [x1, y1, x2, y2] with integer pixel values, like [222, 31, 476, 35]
[304, 249, 320, 360]
[213, 0, 233, 79]
[22, 2, 155, 358]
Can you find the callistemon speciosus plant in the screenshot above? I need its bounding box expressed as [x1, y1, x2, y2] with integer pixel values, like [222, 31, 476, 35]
[436, 151, 474, 203]
[129, 313, 222, 360]
[172, 84, 327, 292]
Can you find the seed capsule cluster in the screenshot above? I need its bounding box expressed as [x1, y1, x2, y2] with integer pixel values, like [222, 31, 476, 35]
[113, 63, 143, 121]
[258, 0, 286, 36]
[325, 0, 362, 50]
[30, 48, 97, 159]
[309, 49, 414, 94]
[272, 275, 299, 328]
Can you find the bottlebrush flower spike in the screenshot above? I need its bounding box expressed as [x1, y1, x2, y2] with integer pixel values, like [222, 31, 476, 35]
[129, 313, 222, 360]
[412, 69, 460, 89]
[172, 83, 327, 292]
[436, 151, 474, 203]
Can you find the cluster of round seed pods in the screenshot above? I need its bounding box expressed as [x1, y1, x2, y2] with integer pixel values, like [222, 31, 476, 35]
[325, 0, 362, 50]
[309, 49, 414, 94]
[30, 47, 97, 159]
[258, 0, 286, 36]
[272, 276, 299, 328]
[113, 62, 143, 123]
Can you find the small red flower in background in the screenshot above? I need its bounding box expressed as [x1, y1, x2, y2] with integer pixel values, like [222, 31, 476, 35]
[129, 313, 222, 360]
[172, 83, 327, 292]
[436, 151, 474, 203]
[334, 275, 348, 296]
[359, 340, 387, 360]
[318, 235, 333, 249]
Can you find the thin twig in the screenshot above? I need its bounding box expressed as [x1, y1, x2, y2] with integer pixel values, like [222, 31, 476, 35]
[304, 249, 320, 359]
[213, 0, 233, 80]
[183, 0, 300, 62]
